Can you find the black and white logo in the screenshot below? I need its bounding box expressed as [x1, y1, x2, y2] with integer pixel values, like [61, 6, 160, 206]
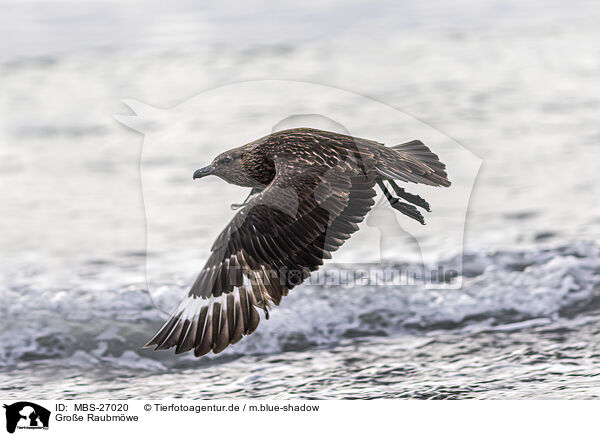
[3, 402, 50, 434]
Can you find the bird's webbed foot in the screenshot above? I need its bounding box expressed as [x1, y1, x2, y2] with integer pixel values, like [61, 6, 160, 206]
[388, 180, 431, 212]
[388, 199, 425, 225]
[231, 187, 263, 210]
[230, 201, 248, 210]
[377, 180, 426, 225]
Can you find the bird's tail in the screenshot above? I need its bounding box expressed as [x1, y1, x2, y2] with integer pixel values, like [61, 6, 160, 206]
[376, 140, 451, 187]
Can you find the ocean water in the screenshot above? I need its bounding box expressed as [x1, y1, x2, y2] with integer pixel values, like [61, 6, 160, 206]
[2, 0, 600, 399]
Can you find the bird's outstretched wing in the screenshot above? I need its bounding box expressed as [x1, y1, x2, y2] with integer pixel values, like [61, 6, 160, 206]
[144, 153, 377, 356]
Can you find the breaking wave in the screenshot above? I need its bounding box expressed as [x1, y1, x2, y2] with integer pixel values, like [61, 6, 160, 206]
[2, 241, 599, 370]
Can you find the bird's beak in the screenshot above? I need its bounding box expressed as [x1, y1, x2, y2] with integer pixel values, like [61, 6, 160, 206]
[193, 165, 214, 180]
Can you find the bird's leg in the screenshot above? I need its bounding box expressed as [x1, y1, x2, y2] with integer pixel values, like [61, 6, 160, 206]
[388, 180, 431, 212]
[377, 179, 396, 204]
[231, 187, 262, 210]
[377, 180, 426, 225]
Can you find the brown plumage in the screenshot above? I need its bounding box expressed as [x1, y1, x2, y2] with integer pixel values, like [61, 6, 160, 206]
[144, 128, 450, 356]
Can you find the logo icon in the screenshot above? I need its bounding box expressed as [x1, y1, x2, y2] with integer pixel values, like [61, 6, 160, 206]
[3, 402, 50, 434]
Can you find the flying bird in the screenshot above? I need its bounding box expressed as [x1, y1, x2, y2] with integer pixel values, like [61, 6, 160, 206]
[145, 128, 450, 356]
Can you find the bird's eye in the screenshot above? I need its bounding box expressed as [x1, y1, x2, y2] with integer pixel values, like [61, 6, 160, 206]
[220, 156, 233, 165]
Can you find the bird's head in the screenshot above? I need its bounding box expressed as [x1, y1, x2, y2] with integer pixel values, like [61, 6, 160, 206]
[193, 148, 258, 187]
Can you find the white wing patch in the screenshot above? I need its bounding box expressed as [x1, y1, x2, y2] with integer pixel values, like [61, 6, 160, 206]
[145, 274, 261, 356]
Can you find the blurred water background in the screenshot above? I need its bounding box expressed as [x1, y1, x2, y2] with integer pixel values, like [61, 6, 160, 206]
[2, 0, 600, 399]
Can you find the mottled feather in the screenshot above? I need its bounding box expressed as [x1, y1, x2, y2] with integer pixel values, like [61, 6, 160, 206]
[145, 128, 450, 356]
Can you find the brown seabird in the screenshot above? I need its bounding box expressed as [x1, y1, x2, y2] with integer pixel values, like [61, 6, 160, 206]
[144, 128, 450, 356]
